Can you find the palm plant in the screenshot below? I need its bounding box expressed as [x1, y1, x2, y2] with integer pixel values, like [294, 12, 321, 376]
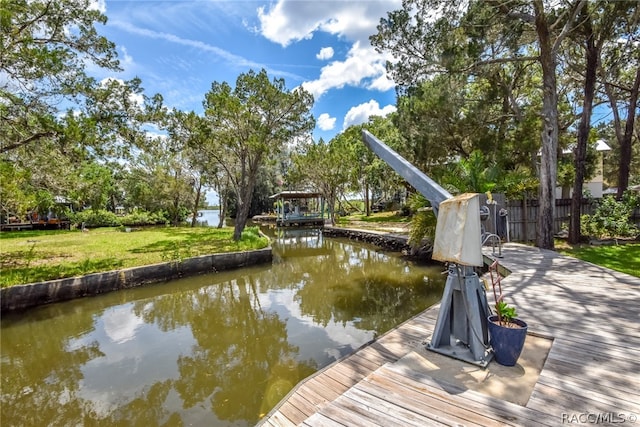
[407, 193, 437, 252]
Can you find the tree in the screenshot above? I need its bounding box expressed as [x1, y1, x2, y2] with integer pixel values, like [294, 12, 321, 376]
[599, 121, 640, 188]
[168, 109, 234, 229]
[567, 2, 599, 243]
[314, 118, 403, 218]
[565, 1, 639, 243]
[440, 150, 500, 194]
[372, 0, 586, 249]
[495, 0, 585, 249]
[203, 69, 314, 240]
[119, 138, 194, 225]
[1, 1, 161, 220]
[359, 115, 408, 215]
[394, 74, 500, 172]
[1, 0, 120, 153]
[288, 137, 350, 224]
[165, 110, 217, 227]
[597, 5, 640, 199]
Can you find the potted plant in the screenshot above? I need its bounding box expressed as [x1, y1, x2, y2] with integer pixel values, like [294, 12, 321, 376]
[487, 261, 528, 366]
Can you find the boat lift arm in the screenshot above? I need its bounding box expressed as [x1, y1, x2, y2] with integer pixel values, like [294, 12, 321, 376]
[361, 130, 451, 215]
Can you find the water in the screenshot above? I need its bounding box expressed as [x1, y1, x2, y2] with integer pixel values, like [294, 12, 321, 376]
[196, 209, 221, 227]
[0, 227, 445, 426]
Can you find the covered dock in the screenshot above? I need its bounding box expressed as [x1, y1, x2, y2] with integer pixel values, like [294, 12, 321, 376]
[270, 191, 326, 227]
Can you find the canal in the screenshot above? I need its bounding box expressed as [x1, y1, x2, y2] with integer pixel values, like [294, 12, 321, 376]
[0, 224, 445, 426]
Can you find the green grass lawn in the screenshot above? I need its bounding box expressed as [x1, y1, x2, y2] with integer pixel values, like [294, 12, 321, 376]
[0, 226, 269, 287]
[559, 242, 640, 278]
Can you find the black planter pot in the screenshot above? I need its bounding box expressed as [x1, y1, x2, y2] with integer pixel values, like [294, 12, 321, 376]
[487, 315, 528, 366]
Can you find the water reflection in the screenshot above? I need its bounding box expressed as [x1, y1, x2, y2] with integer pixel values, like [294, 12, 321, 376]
[1, 228, 445, 426]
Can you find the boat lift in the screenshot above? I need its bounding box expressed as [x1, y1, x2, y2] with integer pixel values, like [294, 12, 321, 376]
[362, 130, 493, 367]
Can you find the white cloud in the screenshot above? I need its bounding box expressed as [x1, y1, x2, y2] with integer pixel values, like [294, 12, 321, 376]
[118, 46, 135, 69]
[89, 0, 106, 13]
[368, 72, 396, 92]
[343, 100, 396, 129]
[257, 0, 400, 47]
[257, 0, 398, 99]
[257, 2, 325, 47]
[317, 113, 336, 131]
[302, 42, 394, 99]
[316, 47, 334, 61]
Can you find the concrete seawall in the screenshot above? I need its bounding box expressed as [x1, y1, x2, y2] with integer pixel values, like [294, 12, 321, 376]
[323, 226, 433, 259]
[1, 248, 272, 313]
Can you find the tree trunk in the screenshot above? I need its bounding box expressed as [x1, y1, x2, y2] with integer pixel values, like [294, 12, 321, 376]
[569, 10, 598, 244]
[617, 66, 640, 199]
[191, 179, 202, 227]
[216, 179, 229, 228]
[233, 189, 251, 241]
[233, 202, 249, 241]
[233, 166, 258, 241]
[327, 190, 336, 225]
[534, 0, 559, 250]
[217, 193, 226, 228]
[364, 181, 370, 217]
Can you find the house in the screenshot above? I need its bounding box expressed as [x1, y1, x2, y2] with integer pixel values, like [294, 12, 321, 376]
[556, 139, 611, 199]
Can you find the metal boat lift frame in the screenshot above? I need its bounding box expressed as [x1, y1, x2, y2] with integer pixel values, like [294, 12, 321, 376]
[362, 130, 493, 367]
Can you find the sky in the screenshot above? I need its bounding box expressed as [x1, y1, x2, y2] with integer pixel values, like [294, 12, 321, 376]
[94, 0, 402, 144]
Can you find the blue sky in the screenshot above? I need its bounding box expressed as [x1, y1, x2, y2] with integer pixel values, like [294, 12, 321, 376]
[94, 0, 401, 143]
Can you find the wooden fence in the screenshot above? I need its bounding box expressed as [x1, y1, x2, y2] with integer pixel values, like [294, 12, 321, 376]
[479, 193, 640, 243]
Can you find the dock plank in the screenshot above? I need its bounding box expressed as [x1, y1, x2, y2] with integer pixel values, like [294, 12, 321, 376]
[541, 355, 640, 390]
[536, 371, 640, 410]
[301, 413, 346, 427]
[374, 363, 558, 427]
[265, 410, 297, 427]
[343, 386, 457, 427]
[361, 370, 507, 426]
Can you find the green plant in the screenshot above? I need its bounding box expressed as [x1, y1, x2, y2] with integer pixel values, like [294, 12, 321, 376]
[581, 192, 639, 240]
[407, 193, 436, 249]
[495, 300, 517, 325]
[489, 260, 521, 326]
[70, 209, 121, 228]
[24, 242, 37, 269]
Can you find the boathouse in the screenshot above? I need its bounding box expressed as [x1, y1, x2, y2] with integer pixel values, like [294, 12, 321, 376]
[270, 191, 326, 227]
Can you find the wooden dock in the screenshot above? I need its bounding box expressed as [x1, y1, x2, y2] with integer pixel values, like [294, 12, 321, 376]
[259, 243, 640, 426]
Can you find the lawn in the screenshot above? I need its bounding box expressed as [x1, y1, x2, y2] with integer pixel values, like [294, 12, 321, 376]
[0, 226, 269, 287]
[559, 242, 640, 278]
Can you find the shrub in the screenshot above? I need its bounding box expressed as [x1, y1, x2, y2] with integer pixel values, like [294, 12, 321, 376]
[398, 204, 411, 217]
[241, 226, 268, 245]
[121, 210, 168, 226]
[407, 193, 436, 249]
[70, 209, 121, 228]
[581, 192, 639, 240]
